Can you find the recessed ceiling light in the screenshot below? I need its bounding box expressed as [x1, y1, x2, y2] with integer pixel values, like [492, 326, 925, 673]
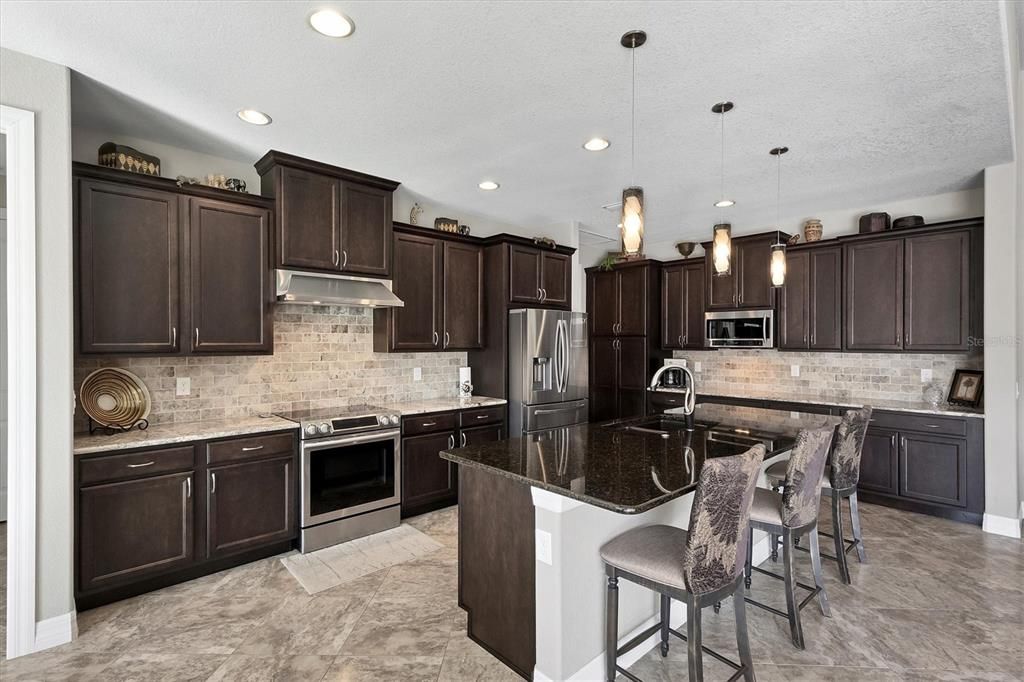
[583, 137, 610, 151]
[714, 199, 735, 208]
[237, 109, 272, 126]
[478, 180, 500, 191]
[310, 9, 354, 38]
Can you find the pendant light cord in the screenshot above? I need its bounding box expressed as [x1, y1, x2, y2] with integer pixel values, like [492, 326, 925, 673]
[719, 108, 725, 203]
[776, 150, 782, 227]
[631, 34, 637, 186]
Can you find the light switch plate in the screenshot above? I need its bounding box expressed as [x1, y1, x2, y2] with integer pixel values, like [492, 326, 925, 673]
[694, 361, 702, 373]
[535, 529, 553, 566]
[791, 365, 800, 378]
[176, 377, 191, 396]
[920, 368, 933, 383]
[413, 367, 422, 381]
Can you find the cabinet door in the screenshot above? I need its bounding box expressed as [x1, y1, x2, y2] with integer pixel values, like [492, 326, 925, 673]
[589, 337, 618, 422]
[339, 182, 392, 277]
[207, 455, 295, 558]
[442, 241, 484, 350]
[617, 337, 648, 419]
[904, 231, 970, 351]
[189, 198, 272, 353]
[79, 471, 194, 592]
[707, 259, 737, 309]
[616, 267, 647, 336]
[737, 237, 773, 308]
[391, 233, 443, 350]
[809, 247, 842, 350]
[588, 270, 619, 336]
[682, 261, 706, 349]
[779, 251, 809, 349]
[509, 245, 541, 303]
[899, 434, 967, 507]
[845, 240, 903, 350]
[78, 179, 180, 353]
[661, 265, 684, 350]
[540, 252, 571, 308]
[461, 423, 505, 447]
[402, 431, 458, 516]
[276, 166, 339, 271]
[858, 427, 899, 495]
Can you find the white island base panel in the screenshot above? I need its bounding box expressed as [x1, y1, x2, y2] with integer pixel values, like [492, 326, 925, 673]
[530, 453, 785, 682]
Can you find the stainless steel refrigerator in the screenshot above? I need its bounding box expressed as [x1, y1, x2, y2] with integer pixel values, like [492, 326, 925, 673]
[508, 309, 588, 435]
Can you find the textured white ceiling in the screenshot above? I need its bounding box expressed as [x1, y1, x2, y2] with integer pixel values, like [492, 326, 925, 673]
[0, 0, 1013, 243]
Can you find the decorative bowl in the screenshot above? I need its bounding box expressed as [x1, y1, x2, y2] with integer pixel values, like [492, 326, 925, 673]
[79, 368, 151, 429]
[675, 241, 697, 258]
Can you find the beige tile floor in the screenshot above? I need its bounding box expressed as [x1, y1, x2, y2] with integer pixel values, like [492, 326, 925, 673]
[0, 502, 1022, 681]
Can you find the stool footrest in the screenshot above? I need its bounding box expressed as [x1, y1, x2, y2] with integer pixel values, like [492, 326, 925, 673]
[614, 666, 643, 682]
[616, 622, 663, 658]
[668, 628, 743, 672]
[746, 566, 822, 614]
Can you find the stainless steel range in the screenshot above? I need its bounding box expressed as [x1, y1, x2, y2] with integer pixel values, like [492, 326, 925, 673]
[277, 405, 401, 553]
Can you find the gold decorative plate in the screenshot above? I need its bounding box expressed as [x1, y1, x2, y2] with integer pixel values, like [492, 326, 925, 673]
[79, 368, 152, 429]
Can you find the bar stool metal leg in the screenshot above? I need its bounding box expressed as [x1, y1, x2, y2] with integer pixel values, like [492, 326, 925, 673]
[744, 526, 754, 589]
[732, 581, 756, 682]
[769, 532, 780, 562]
[686, 596, 704, 682]
[660, 594, 671, 657]
[781, 528, 804, 649]
[606, 574, 618, 682]
[849, 492, 868, 563]
[831, 492, 851, 584]
[808, 527, 831, 617]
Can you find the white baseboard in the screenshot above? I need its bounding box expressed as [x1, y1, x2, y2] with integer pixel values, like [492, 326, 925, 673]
[982, 513, 1022, 539]
[33, 611, 75, 652]
[537, 537, 771, 681]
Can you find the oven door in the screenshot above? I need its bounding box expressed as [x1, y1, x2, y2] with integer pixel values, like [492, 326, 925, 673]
[705, 310, 774, 348]
[301, 429, 401, 527]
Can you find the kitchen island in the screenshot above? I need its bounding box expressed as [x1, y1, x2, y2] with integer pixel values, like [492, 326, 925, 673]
[441, 403, 839, 681]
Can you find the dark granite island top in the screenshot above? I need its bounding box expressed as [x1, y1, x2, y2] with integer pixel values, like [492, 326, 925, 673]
[441, 403, 839, 514]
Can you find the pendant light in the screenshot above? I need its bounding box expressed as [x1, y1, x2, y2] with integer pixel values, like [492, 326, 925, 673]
[620, 30, 646, 258]
[711, 101, 734, 276]
[769, 146, 789, 288]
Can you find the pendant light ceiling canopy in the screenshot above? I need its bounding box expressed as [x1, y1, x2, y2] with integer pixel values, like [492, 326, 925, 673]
[619, 29, 646, 259]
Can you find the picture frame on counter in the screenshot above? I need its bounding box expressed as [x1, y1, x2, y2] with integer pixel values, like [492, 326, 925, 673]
[947, 369, 983, 407]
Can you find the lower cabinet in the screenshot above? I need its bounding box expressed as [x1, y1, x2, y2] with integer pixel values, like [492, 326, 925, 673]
[899, 433, 967, 507]
[400, 406, 506, 518]
[858, 427, 900, 495]
[75, 431, 298, 609]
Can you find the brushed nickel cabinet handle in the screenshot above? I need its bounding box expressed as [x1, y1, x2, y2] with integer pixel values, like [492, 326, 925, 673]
[890, 434, 896, 448]
[444, 331, 450, 348]
[448, 434, 455, 449]
[476, 414, 488, 419]
[678, 335, 683, 346]
[211, 472, 217, 494]
[194, 328, 200, 346]
[925, 424, 940, 429]
[542, 288, 548, 302]
[172, 326, 177, 347]
[460, 432, 467, 447]
[432, 331, 439, 346]
[537, 287, 542, 301]
[342, 250, 348, 269]
[127, 461, 155, 468]
[901, 436, 907, 450]
[241, 445, 264, 452]
[185, 477, 191, 498]
[422, 421, 437, 427]
[333, 250, 340, 267]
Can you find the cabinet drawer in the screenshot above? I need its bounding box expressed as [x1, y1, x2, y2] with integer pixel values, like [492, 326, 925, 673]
[460, 405, 505, 428]
[870, 411, 967, 437]
[79, 446, 195, 486]
[206, 431, 295, 465]
[403, 411, 459, 436]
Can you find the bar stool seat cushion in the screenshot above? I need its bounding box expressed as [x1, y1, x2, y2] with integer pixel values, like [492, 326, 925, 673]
[766, 460, 831, 489]
[599, 524, 689, 591]
[750, 487, 784, 525]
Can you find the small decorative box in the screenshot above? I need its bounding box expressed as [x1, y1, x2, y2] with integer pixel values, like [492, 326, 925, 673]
[858, 212, 891, 233]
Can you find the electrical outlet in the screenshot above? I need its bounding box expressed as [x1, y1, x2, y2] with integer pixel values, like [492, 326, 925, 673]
[790, 411, 800, 419]
[535, 529, 553, 566]
[176, 377, 191, 396]
[920, 368, 933, 383]
[413, 367, 422, 381]
[694, 361, 702, 373]
[790, 365, 800, 378]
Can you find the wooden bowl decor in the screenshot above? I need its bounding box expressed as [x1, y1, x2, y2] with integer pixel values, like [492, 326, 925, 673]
[79, 368, 152, 432]
[892, 215, 925, 230]
[98, 142, 160, 176]
[675, 242, 696, 258]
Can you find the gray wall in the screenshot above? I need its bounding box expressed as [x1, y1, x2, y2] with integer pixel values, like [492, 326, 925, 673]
[0, 48, 75, 621]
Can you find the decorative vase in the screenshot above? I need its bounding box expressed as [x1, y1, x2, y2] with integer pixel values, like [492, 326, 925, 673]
[804, 219, 823, 242]
[923, 382, 944, 408]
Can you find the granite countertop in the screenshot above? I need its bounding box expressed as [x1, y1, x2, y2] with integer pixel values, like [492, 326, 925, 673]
[73, 415, 299, 456]
[699, 391, 984, 419]
[382, 396, 506, 416]
[441, 403, 839, 514]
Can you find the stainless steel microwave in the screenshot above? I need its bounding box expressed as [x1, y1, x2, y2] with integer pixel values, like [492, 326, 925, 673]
[705, 309, 774, 348]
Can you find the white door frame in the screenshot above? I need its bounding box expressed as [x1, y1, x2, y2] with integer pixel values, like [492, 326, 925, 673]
[1, 104, 38, 660]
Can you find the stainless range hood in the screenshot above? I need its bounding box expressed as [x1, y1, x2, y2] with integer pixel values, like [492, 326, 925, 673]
[275, 270, 404, 308]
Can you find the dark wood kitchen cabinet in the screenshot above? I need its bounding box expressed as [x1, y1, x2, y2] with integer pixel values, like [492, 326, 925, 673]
[76, 430, 298, 610]
[704, 232, 788, 310]
[74, 163, 274, 356]
[374, 226, 483, 352]
[903, 230, 971, 351]
[779, 246, 842, 351]
[508, 245, 571, 308]
[845, 239, 904, 350]
[256, 150, 399, 277]
[588, 263, 653, 337]
[858, 427, 900, 496]
[588, 336, 650, 422]
[899, 433, 967, 507]
[661, 258, 705, 350]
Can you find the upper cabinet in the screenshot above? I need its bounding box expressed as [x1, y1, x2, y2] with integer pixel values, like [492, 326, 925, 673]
[75, 164, 274, 356]
[374, 225, 483, 352]
[255, 151, 399, 278]
[705, 233, 786, 310]
[508, 244, 571, 308]
[588, 264, 652, 337]
[779, 246, 842, 351]
[661, 259, 705, 350]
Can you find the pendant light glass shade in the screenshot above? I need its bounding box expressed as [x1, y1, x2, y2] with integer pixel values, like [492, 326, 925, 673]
[621, 187, 644, 256]
[713, 223, 732, 276]
[770, 242, 787, 287]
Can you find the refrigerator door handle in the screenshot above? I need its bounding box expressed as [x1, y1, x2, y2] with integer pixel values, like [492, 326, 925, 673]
[556, 319, 568, 394]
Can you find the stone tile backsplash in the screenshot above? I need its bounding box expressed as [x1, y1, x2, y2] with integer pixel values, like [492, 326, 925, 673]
[672, 349, 983, 406]
[74, 305, 467, 431]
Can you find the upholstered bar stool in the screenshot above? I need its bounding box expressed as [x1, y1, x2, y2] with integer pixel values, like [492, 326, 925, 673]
[600, 445, 765, 682]
[744, 426, 834, 649]
[765, 407, 873, 584]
